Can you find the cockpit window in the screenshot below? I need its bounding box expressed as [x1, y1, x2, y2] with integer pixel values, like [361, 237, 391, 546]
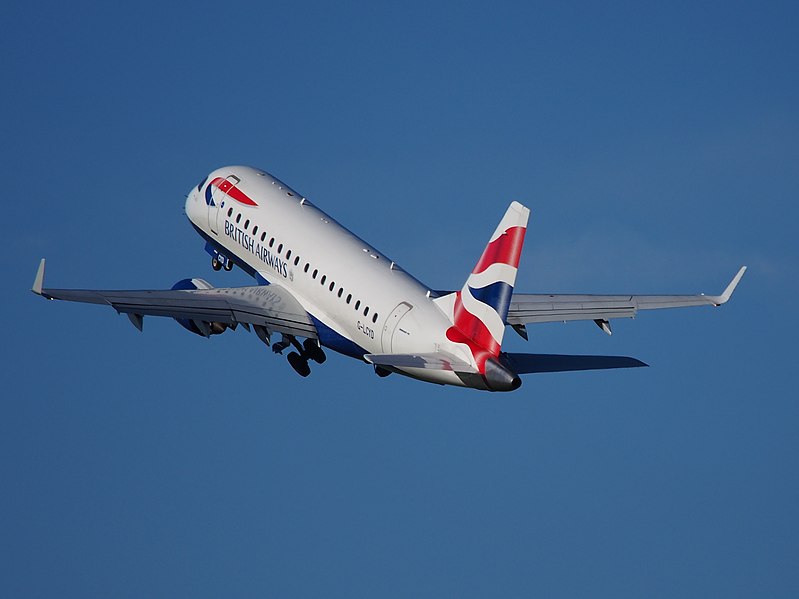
[196, 176, 208, 192]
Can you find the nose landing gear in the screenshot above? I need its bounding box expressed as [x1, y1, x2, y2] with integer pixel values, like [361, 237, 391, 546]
[211, 255, 234, 271]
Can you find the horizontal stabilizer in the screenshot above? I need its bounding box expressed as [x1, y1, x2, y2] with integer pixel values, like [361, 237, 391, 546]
[503, 353, 647, 374]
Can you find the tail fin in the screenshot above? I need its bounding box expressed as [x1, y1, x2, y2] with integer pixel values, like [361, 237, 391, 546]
[445, 201, 530, 372]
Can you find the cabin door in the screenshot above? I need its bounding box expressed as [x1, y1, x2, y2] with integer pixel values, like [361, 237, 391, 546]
[208, 175, 240, 235]
[381, 302, 413, 353]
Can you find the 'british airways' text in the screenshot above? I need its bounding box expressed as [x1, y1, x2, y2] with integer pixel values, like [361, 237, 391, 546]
[224, 220, 288, 278]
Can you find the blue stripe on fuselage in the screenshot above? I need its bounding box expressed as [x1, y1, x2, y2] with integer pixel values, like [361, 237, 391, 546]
[310, 315, 367, 360]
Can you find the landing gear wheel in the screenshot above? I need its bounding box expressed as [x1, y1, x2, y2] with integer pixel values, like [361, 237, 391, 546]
[303, 339, 327, 364]
[211, 257, 222, 271]
[223, 259, 233, 271]
[287, 351, 311, 377]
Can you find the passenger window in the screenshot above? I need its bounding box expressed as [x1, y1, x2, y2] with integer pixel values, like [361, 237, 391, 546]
[236, 214, 241, 223]
[227, 208, 233, 217]
[269, 238, 275, 248]
[244, 219, 250, 229]
[294, 257, 300, 266]
[346, 294, 352, 304]
[355, 300, 361, 310]
[286, 249, 292, 259]
[261, 232, 266, 242]
[364, 307, 369, 316]
[313, 269, 318, 279]
[304, 263, 309, 273]
[338, 288, 343, 298]
[320, 275, 326, 285]
[277, 243, 283, 254]
[372, 313, 378, 323]
[253, 226, 258, 235]
[329, 282, 335, 292]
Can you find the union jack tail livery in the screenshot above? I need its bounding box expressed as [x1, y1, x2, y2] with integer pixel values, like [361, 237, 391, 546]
[445, 201, 530, 372]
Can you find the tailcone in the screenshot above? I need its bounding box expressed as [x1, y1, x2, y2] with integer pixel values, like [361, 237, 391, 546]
[483, 357, 522, 392]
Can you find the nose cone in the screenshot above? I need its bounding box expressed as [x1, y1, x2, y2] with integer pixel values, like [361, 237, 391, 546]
[185, 185, 201, 225]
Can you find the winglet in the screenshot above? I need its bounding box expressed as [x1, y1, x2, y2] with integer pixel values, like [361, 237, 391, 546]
[712, 266, 747, 305]
[32, 259, 46, 296]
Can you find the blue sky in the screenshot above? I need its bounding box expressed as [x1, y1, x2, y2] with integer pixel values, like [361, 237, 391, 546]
[2, 1, 798, 596]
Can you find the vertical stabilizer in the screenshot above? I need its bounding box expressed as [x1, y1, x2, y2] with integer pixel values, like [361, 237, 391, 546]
[445, 201, 529, 372]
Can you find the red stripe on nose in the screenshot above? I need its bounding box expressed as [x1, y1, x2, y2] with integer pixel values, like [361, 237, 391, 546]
[225, 185, 258, 206]
[211, 178, 258, 206]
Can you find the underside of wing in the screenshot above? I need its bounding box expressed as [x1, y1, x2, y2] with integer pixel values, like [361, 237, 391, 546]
[32, 260, 316, 338]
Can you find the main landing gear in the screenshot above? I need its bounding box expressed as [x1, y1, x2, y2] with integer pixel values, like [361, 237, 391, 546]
[287, 351, 311, 377]
[272, 334, 326, 377]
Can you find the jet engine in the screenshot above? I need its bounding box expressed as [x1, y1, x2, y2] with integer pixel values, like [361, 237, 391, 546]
[171, 278, 233, 337]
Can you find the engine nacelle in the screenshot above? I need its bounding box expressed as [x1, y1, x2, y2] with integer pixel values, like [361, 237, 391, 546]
[171, 278, 231, 337]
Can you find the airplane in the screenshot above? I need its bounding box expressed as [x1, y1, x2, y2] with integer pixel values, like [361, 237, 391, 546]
[32, 166, 746, 392]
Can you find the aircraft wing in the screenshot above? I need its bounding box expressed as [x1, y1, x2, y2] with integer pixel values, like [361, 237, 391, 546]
[31, 259, 316, 338]
[507, 267, 746, 329]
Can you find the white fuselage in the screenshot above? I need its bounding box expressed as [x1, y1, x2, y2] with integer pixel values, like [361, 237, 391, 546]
[184, 166, 473, 386]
